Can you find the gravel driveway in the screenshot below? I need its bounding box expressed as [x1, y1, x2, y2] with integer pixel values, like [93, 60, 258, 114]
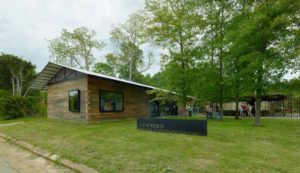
[0, 137, 74, 173]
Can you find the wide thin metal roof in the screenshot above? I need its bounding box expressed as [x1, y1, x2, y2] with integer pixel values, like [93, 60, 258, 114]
[30, 62, 199, 100]
[30, 62, 63, 90]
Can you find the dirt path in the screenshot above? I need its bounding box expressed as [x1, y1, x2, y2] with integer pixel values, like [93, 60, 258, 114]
[0, 138, 74, 173]
[0, 122, 24, 127]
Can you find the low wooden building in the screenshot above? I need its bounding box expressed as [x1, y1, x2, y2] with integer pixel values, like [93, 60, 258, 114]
[30, 62, 198, 121]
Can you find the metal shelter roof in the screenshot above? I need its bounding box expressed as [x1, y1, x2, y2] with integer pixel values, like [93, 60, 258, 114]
[30, 62, 63, 90]
[240, 94, 287, 102]
[30, 62, 200, 100]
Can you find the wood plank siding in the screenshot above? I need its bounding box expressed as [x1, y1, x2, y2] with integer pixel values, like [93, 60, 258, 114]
[87, 75, 152, 121]
[47, 73, 153, 121]
[47, 76, 88, 121]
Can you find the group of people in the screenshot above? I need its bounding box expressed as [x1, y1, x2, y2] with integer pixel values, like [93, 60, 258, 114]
[205, 104, 221, 120]
[239, 103, 255, 117]
[206, 102, 256, 119]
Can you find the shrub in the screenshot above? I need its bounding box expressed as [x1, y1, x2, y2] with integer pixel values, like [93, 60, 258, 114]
[0, 90, 47, 120]
[0, 96, 27, 119]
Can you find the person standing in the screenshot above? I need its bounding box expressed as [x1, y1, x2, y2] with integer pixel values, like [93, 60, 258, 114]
[242, 103, 247, 116]
[206, 104, 210, 119]
[252, 105, 256, 117]
[215, 105, 220, 120]
[206, 104, 212, 119]
[188, 104, 193, 116]
[172, 102, 178, 116]
[248, 104, 252, 117]
[239, 104, 243, 117]
[210, 105, 213, 119]
[245, 103, 249, 117]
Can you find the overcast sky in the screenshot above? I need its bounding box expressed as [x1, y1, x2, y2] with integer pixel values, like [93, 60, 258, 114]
[0, 0, 161, 74]
[0, 0, 298, 79]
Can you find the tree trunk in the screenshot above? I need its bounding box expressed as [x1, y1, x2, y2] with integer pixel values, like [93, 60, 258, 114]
[11, 77, 15, 96]
[129, 56, 133, 81]
[235, 100, 239, 120]
[218, 27, 224, 117]
[72, 57, 84, 69]
[179, 32, 186, 116]
[255, 38, 266, 126]
[23, 88, 29, 97]
[181, 57, 186, 116]
[255, 94, 262, 126]
[218, 0, 225, 119]
[16, 77, 20, 96]
[19, 66, 23, 96]
[255, 66, 263, 126]
[85, 58, 90, 71]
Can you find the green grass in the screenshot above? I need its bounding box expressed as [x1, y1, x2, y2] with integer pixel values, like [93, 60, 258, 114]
[0, 116, 299, 173]
[0, 116, 46, 124]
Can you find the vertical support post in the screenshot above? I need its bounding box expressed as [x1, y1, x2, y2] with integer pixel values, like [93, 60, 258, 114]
[291, 97, 293, 117]
[281, 100, 283, 117]
[283, 99, 285, 117]
[298, 96, 300, 117]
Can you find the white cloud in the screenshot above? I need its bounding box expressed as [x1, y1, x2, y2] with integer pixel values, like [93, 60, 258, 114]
[0, 0, 160, 74]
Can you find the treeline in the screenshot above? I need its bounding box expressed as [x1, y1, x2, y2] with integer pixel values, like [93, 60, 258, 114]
[48, 0, 299, 125]
[0, 53, 46, 120]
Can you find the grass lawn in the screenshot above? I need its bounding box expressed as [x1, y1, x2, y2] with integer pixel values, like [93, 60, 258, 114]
[0, 116, 45, 124]
[0, 116, 299, 173]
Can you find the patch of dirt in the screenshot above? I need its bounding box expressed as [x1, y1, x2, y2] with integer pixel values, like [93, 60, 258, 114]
[0, 138, 74, 173]
[190, 157, 215, 167]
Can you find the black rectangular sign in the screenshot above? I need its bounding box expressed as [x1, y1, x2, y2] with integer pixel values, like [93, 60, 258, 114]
[137, 118, 207, 136]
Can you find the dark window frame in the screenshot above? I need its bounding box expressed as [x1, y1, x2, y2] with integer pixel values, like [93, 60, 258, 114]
[99, 90, 124, 113]
[68, 89, 80, 112]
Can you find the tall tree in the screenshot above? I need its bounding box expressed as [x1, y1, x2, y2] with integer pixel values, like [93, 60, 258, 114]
[48, 27, 105, 71]
[145, 0, 203, 110]
[224, 0, 254, 120]
[230, 0, 300, 126]
[202, 0, 235, 119]
[99, 12, 154, 82]
[94, 54, 118, 77]
[0, 53, 36, 96]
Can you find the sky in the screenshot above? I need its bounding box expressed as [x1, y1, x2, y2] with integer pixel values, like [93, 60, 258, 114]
[0, 0, 161, 74]
[0, 0, 298, 79]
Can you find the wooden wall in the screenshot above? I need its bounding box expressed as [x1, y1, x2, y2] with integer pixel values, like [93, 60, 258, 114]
[87, 75, 153, 121]
[47, 77, 88, 121]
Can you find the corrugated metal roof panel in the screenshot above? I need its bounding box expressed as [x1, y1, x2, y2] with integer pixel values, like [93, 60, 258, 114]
[30, 62, 62, 90]
[30, 62, 199, 100]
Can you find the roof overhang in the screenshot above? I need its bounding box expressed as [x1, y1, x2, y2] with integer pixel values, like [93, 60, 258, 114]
[30, 62, 63, 90]
[30, 62, 200, 100]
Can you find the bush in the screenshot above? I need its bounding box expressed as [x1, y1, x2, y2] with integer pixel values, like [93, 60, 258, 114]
[26, 91, 47, 116]
[0, 90, 47, 120]
[0, 96, 27, 119]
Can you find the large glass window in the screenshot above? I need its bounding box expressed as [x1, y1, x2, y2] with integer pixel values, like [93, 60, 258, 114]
[69, 90, 80, 112]
[100, 90, 123, 112]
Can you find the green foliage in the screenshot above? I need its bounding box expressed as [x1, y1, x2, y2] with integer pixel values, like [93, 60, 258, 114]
[93, 61, 116, 77]
[96, 12, 154, 82]
[141, 72, 170, 88]
[0, 91, 47, 120]
[224, 0, 300, 125]
[48, 27, 105, 71]
[228, 0, 299, 92]
[0, 53, 46, 120]
[270, 78, 300, 97]
[190, 62, 219, 102]
[146, 89, 178, 104]
[145, 0, 203, 106]
[0, 53, 36, 96]
[0, 96, 27, 119]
